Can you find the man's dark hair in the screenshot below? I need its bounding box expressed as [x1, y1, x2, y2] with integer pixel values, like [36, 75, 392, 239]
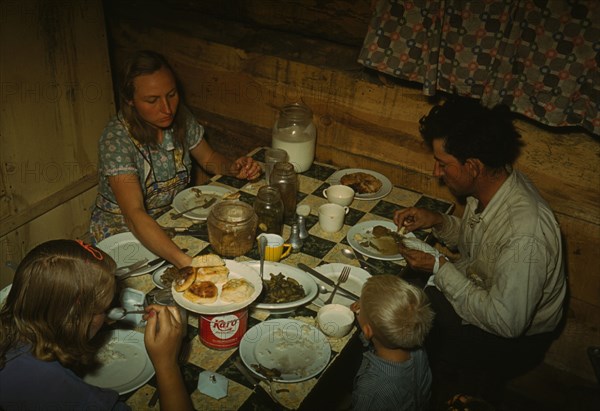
[419, 96, 523, 168]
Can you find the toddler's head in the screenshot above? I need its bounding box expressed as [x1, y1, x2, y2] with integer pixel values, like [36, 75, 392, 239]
[359, 275, 434, 349]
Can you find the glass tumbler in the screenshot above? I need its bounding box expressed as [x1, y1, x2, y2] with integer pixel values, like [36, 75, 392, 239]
[264, 148, 288, 183]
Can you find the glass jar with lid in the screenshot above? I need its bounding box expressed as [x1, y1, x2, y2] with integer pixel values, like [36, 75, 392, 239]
[272, 102, 316, 172]
[254, 185, 284, 235]
[269, 161, 298, 222]
[207, 200, 257, 257]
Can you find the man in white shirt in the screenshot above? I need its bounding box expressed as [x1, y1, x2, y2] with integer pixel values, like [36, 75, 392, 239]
[394, 97, 566, 406]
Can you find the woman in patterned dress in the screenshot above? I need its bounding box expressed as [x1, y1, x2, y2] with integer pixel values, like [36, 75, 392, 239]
[90, 50, 261, 268]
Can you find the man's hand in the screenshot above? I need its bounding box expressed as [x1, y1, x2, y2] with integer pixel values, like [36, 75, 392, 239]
[394, 207, 444, 233]
[398, 243, 438, 272]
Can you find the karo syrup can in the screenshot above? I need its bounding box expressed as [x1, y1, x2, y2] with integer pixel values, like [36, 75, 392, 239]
[199, 308, 248, 350]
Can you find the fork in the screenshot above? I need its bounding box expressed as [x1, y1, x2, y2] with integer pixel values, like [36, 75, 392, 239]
[171, 197, 217, 220]
[325, 266, 351, 304]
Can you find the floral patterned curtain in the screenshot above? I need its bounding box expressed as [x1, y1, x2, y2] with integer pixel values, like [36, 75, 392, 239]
[358, 0, 599, 135]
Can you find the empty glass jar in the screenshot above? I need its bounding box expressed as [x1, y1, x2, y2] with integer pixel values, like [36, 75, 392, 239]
[254, 186, 284, 235]
[269, 161, 298, 223]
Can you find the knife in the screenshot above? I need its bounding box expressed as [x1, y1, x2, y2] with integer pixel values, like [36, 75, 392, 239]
[297, 263, 360, 300]
[116, 256, 164, 279]
[353, 251, 375, 271]
[116, 248, 188, 280]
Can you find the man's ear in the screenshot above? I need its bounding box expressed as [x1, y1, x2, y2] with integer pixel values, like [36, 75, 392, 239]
[465, 158, 483, 178]
[361, 322, 374, 340]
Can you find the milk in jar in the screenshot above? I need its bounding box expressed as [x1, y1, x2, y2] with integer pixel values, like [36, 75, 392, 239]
[272, 103, 316, 172]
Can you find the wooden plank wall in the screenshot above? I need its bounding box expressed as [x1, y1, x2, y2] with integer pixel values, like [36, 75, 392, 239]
[104, 0, 600, 383]
[0, 0, 114, 286]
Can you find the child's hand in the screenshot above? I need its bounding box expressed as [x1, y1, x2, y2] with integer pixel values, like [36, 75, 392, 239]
[143, 304, 184, 370]
[350, 300, 360, 313]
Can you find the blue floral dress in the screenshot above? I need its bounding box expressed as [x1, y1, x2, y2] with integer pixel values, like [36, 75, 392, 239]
[90, 112, 203, 242]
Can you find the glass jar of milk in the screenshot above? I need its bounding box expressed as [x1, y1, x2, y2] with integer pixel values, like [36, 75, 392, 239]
[272, 103, 316, 172]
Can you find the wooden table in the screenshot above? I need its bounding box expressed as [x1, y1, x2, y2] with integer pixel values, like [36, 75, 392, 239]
[118, 147, 453, 410]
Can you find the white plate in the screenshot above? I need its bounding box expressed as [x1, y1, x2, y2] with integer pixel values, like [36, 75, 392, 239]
[239, 319, 331, 383]
[347, 220, 416, 261]
[326, 168, 392, 200]
[242, 261, 318, 313]
[172, 185, 234, 220]
[84, 329, 154, 395]
[152, 264, 175, 289]
[312, 263, 371, 307]
[96, 232, 164, 276]
[172, 260, 263, 315]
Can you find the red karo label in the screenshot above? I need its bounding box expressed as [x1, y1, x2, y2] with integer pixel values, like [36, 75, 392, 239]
[199, 309, 248, 350]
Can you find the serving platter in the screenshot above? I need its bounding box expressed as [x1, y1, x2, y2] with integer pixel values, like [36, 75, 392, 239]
[326, 168, 392, 200]
[84, 329, 154, 395]
[347, 220, 416, 261]
[312, 263, 370, 307]
[96, 232, 164, 276]
[172, 185, 234, 220]
[171, 260, 263, 315]
[239, 319, 331, 383]
[242, 261, 318, 313]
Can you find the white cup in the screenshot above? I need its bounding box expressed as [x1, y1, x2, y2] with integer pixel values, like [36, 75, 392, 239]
[323, 185, 355, 206]
[318, 203, 349, 233]
[317, 304, 355, 338]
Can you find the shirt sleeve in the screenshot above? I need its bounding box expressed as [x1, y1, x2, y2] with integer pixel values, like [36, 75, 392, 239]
[98, 118, 138, 176]
[432, 214, 461, 249]
[185, 112, 204, 150]
[434, 234, 549, 337]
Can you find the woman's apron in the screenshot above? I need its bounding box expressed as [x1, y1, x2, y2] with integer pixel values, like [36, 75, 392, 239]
[90, 133, 191, 242]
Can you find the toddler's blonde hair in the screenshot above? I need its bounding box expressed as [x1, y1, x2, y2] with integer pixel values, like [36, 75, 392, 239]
[361, 275, 434, 349]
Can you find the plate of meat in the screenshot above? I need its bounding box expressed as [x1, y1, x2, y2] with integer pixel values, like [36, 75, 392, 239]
[327, 168, 392, 200]
[347, 220, 416, 261]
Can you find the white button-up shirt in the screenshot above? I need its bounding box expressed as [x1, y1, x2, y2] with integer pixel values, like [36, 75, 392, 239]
[432, 170, 566, 337]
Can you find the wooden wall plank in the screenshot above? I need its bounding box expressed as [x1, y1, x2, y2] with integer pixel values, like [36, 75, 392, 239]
[0, 188, 98, 288]
[0, 0, 114, 268]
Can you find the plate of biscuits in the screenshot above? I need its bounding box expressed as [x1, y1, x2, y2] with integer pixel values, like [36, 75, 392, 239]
[171, 254, 263, 315]
[327, 168, 392, 200]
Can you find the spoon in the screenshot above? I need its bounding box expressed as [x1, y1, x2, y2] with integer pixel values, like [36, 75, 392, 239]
[258, 235, 268, 281]
[341, 248, 379, 271]
[107, 307, 146, 321]
[318, 285, 357, 301]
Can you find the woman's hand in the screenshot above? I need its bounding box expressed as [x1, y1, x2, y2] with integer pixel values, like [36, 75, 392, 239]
[393, 207, 444, 233]
[230, 156, 262, 180]
[143, 304, 184, 370]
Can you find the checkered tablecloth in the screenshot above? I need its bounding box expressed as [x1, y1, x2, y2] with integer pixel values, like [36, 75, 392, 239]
[121, 147, 453, 410]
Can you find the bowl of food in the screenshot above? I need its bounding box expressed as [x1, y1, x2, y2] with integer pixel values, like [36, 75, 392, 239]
[317, 303, 355, 338]
[242, 261, 318, 313]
